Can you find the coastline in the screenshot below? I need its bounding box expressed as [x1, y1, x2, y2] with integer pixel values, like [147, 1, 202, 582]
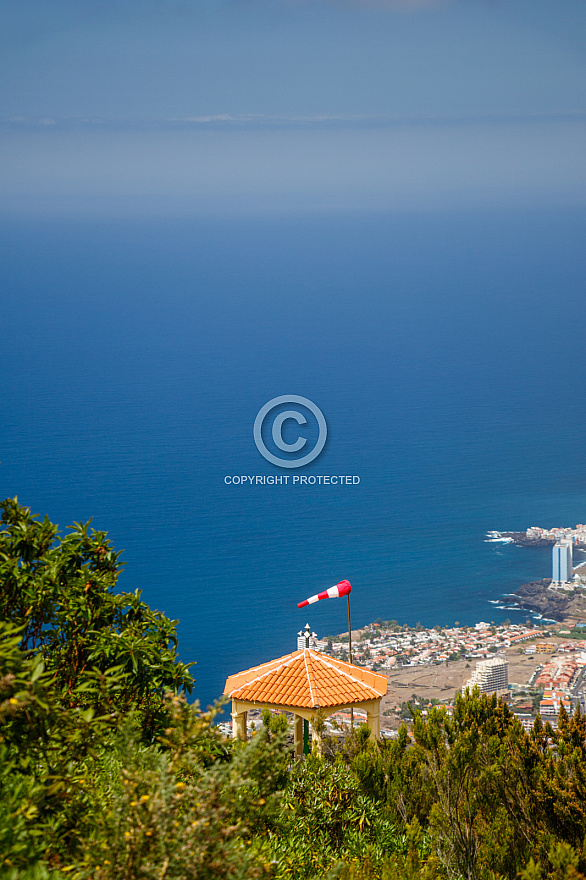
[327, 527, 586, 679]
[501, 531, 586, 550]
[486, 529, 586, 624]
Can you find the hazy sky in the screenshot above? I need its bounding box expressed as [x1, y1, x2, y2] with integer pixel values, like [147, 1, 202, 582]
[2, 0, 586, 213]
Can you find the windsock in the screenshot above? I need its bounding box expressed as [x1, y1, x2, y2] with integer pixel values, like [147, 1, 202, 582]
[297, 579, 351, 608]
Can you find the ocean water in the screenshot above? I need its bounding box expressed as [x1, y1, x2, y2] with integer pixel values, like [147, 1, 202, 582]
[1, 208, 586, 709]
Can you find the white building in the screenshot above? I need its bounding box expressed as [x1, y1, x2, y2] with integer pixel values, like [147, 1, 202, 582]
[553, 540, 573, 584]
[466, 655, 508, 694]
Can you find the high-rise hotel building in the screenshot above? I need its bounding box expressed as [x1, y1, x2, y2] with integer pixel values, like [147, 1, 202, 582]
[466, 656, 509, 694]
[553, 540, 573, 584]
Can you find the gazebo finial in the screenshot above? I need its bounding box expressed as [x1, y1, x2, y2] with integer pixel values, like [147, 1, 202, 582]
[298, 622, 316, 649]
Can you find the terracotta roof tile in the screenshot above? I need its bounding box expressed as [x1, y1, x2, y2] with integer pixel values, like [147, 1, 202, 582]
[224, 649, 387, 709]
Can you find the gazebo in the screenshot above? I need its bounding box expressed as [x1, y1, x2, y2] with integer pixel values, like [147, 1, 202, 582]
[223, 644, 388, 755]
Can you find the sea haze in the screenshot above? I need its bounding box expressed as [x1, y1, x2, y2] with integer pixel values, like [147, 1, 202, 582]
[1, 208, 586, 708]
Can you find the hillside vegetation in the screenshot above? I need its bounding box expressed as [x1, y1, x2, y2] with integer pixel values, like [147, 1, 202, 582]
[2, 499, 586, 880]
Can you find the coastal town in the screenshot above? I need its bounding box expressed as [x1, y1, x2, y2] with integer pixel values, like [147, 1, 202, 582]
[500, 524, 586, 548]
[318, 620, 554, 670]
[309, 523, 586, 735]
[310, 619, 586, 735]
[229, 522, 586, 740]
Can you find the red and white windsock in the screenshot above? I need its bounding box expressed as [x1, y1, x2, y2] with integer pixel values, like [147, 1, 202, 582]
[297, 579, 351, 608]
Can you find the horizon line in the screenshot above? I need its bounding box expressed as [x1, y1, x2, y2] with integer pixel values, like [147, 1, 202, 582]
[2, 111, 586, 132]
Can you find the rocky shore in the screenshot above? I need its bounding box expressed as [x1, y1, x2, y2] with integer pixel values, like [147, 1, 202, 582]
[488, 530, 586, 623]
[502, 532, 586, 550]
[503, 532, 557, 548]
[508, 578, 569, 622]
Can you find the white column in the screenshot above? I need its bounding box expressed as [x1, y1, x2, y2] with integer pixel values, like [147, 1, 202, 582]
[366, 701, 380, 739]
[293, 715, 304, 757]
[231, 702, 248, 741]
[311, 722, 323, 757]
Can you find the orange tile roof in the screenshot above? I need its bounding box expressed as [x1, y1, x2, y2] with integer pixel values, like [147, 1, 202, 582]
[224, 649, 387, 709]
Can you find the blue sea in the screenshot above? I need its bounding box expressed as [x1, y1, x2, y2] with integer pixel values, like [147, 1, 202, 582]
[2, 208, 586, 709]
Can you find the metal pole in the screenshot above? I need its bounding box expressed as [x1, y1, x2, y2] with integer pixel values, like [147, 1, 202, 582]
[348, 594, 354, 727]
[303, 625, 312, 753]
[347, 595, 352, 665]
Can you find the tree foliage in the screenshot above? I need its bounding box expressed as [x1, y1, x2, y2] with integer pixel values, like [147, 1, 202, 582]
[0, 498, 193, 735]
